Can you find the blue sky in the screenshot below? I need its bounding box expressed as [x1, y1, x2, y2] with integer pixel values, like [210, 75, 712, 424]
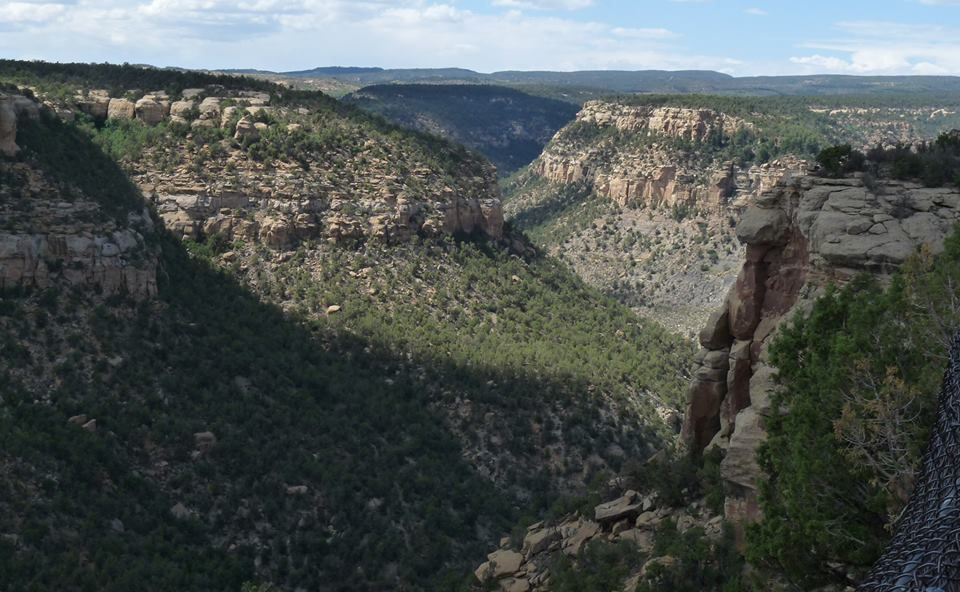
[2, 0, 960, 75]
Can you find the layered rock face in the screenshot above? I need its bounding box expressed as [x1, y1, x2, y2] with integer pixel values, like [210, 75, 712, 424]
[0, 205, 158, 298]
[74, 88, 271, 129]
[576, 102, 749, 143]
[0, 96, 158, 298]
[63, 86, 506, 248]
[509, 98, 810, 334]
[140, 164, 503, 250]
[531, 102, 790, 213]
[682, 175, 960, 531]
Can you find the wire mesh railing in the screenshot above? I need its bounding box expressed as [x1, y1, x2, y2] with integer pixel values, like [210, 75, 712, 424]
[857, 334, 960, 592]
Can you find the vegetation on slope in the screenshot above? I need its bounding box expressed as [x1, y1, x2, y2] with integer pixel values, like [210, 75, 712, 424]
[0, 78, 693, 591]
[559, 94, 960, 166]
[342, 84, 579, 174]
[816, 131, 960, 188]
[0, 59, 277, 101]
[0, 233, 692, 592]
[748, 230, 960, 587]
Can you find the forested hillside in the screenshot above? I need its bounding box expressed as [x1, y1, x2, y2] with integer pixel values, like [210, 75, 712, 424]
[342, 84, 579, 174]
[751, 232, 960, 587]
[0, 62, 693, 591]
[502, 93, 960, 334]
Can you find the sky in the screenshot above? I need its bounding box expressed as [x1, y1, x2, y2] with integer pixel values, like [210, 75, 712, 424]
[2, 0, 960, 76]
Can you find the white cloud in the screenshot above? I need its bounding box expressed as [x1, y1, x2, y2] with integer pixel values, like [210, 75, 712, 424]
[789, 20, 960, 75]
[0, 2, 68, 23]
[744, 7, 767, 16]
[491, 0, 594, 9]
[0, 0, 745, 73]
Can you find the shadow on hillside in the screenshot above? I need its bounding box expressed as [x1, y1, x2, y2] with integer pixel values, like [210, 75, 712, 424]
[0, 230, 663, 592]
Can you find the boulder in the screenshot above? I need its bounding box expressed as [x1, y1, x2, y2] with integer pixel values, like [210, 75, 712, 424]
[484, 549, 523, 578]
[259, 216, 296, 249]
[170, 100, 196, 120]
[635, 511, 658, 528]
[135, 97, 165, 126]
[736, 207, 789, 246]
[699, 307, 731, 349]
[595, 490, 643, 523]
[702, 348, 730, 370]
[499, 578, 530, 592]
[107, 98, 135, 120]
[720, 407, 766, 490]
[522, 526, 560, 556]
[234, 115, 260, 142]
[193, 431, 217, 454]
[619, 528, 654, 551]
[561, 518, 600, 556]
[199, 97, 221, 120]
[77, 92, 110, 119]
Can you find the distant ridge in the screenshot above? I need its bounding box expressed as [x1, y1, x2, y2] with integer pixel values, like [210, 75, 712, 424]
[258, 66, 960, 96]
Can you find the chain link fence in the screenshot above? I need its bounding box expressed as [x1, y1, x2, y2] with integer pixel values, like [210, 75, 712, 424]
[857, 334, 960, 592]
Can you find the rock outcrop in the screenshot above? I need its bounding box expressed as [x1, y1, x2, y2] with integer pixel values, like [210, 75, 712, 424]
[682, 174, 960, 535]
[0, 92, 40, 157]
[144, 175, 503, 249]
[0, 94, 158, 298]
[509, 97, 811, 334]
[135, 96, 168, 126]
[530, 101, 796, 213]
[475, 491, 722, 591]
[107, 98, 135, 121]
[41, 86, 506, 247]
[576, 102, 750, 144]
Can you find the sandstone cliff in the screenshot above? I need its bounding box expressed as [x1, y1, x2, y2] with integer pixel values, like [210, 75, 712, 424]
[507, 99, 810, 334]
[683, 174, 960, 531]
[0, 94, 157, 298]
[530, 102, 781, 213]
[61, 86, 506, 249]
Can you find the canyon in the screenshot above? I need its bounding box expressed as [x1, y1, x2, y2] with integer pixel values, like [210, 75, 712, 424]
[6, 57, 960, 592]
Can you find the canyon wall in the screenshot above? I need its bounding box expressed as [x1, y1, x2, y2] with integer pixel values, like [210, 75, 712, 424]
[531, 102, 802, 213]
[683, 174, 960, 530]
[61, 87, 506, 248]
[0, 94, 158, 298]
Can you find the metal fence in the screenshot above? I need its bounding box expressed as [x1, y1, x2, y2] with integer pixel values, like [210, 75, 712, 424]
[857, 335, 960, 592]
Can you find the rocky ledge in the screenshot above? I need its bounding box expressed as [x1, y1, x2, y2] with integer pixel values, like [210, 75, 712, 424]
[474, 490, 723, 592]
[54, 85, 506, 248]
[682, 174, 960, 536]
[576, 102, 750, 144]
[529, 99, 806, 213]
[145, 174, 504, 250]
[0, 94, 158, 298]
